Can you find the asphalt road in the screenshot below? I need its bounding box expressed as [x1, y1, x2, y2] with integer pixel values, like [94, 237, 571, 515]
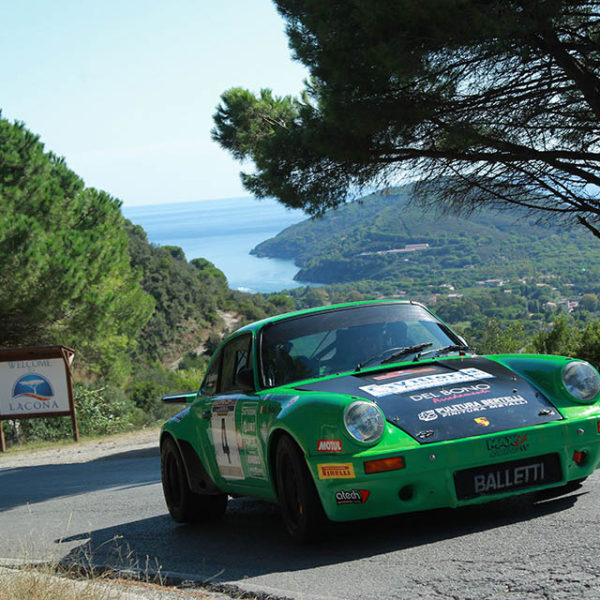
[1, 445, 600, 600]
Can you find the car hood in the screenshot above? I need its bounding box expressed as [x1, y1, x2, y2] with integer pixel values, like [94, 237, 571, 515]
[295, 356, 562, 444]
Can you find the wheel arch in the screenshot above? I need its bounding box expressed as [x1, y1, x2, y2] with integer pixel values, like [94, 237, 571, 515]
[267, 427, 310, 499]
[160, 431, 222, 495]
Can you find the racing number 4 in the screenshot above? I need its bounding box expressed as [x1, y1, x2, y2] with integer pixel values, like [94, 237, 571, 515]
[221, 418, 231, 463]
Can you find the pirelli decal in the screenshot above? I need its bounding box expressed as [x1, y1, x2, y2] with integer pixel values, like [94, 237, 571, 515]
[318, 463, 356, 480]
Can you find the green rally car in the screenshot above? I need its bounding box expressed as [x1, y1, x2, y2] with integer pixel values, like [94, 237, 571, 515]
[160, 300, 600, 542]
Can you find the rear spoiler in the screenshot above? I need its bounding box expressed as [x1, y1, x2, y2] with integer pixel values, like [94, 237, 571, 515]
[161, 391, 197, 404]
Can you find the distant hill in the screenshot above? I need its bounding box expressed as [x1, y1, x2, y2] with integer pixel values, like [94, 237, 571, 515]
[251, 186, 600, 294]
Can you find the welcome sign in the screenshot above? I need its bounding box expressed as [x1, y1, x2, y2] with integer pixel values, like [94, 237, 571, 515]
[0, 357, 71, 417]
[0, 346, 78, 450]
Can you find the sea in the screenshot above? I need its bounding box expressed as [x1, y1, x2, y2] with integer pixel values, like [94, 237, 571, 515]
[123, 197, 308, 293]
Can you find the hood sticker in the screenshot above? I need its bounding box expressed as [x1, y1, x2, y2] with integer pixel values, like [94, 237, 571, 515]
[295, 357, 563, 444]
[372, 367, 436, 381]
[360, 368, 494, 398]
[417, 394, 527, 421]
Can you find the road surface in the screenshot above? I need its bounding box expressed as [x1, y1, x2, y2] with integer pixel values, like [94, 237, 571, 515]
[1, 434, 599, 599]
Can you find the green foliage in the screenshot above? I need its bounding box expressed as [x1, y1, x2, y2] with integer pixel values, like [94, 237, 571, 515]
[467, 319, 526, 355]
[178, 351, 209, 371]
[300, 287, 331, 307]
[529, 315, 584, 358]
[228, 290, 297, 326]
[126, 364, 203, 425]
[580, 294, 599, 312]
[126, 223, 230, 359]
[523, 316, 600, 369]
[0, 117, 154, 381]
[202, 332, 224, 357]
[73, 384, 136, 435]
[214, 1, 600, 237]
[576, 322, 600, 369]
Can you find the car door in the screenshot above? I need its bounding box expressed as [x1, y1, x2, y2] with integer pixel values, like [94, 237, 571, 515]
[196, 333, 269, 492]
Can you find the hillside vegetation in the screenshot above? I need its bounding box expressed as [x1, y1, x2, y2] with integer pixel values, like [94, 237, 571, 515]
[253, 187, 599, 292]
[0, 116, 292, 448]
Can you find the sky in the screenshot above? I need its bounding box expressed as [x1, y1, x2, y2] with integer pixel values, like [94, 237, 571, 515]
[0, 0, 308, 206]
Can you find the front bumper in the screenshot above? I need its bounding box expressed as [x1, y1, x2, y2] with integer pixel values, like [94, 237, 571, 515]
[308, 416, 600, 522]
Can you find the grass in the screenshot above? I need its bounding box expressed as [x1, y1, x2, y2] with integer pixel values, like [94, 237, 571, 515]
[0, 565, 124, 600]
[0, 563, 249, 600]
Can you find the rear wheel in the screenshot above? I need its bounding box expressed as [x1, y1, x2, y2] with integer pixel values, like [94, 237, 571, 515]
[161, 437, 227, 522]
[275, 434, 326, 543]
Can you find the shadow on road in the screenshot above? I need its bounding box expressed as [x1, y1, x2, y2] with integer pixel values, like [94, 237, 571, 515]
[91, 447, 160, 462]
[57, 489, 583, 584]
[0, 449, 160, 511]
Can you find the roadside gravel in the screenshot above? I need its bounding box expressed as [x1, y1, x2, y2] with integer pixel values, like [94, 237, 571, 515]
[0, 428, 161, 468]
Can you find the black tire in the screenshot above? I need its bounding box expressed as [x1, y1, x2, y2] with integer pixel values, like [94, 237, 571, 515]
[275, 434, 327, 543]
[161, 437, 227, 523]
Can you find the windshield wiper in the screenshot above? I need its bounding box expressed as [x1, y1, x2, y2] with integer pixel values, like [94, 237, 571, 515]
[356, 343, 433, 372]
[413, 344, 472, 362]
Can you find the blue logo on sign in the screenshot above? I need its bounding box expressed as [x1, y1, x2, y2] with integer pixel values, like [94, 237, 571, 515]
[12, 373, 54, 402]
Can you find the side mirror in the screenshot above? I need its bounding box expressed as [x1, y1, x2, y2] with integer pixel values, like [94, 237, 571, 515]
[162, 391, 197, 404]
[236, 367, 255, 392]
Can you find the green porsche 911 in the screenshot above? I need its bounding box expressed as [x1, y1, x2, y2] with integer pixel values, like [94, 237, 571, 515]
[160, 300, 600, 542]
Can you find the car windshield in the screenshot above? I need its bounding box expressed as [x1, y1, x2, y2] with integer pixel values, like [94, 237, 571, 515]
[259, 303, 462, 388]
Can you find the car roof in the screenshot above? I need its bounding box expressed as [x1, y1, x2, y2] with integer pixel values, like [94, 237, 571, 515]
[231, 298, 418, 336]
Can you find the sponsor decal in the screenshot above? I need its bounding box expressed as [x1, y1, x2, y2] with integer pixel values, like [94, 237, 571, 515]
[335, 489, 370, 505]
[241, 403, 258, 434]
[245, 450, 266, 479]
[417, 394, 528, 421]
[418, 410, 438, 422]
[474, 417, 490, 426]
[474, 462, 545, 494]
[486, 434, 529, 457]
[360, 368, 494, 398]
[317, 439, 343, 452]
[372, 367, 436, 382]
[318, 463, 356, 479]
[410, 384, 491, 403]
[212, 399, 236, 416]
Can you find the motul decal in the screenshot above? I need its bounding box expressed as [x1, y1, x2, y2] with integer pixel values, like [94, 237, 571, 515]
[335, 489, 370, 505]
[317, 439, 343, 452]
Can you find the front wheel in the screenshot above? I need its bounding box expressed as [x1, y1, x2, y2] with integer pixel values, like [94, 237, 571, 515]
[161, 437, 227, 523]
[275, 434, 326, 543]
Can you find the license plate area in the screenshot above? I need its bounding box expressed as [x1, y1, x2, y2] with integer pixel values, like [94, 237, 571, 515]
[454, 453, 562, 500]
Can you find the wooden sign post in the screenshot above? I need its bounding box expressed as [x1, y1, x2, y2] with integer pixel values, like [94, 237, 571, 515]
[0, 346, 78, 452]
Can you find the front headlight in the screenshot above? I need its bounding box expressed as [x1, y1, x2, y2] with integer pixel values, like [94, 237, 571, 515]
[562, 361, 600, 403]
[344, 401, 385, 444]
